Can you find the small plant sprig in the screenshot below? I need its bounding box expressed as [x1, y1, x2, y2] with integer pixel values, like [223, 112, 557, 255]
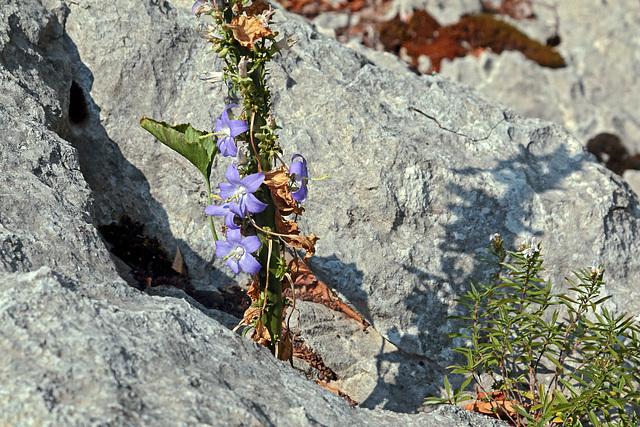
[425, 235, 640, 426]
[141, 0, 318, 359]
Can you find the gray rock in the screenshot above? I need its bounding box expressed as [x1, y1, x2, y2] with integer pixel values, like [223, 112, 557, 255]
[438, 0, 640, 192]
[3, 0, 640, 422]
[0, 0, 510, 424]
[294, 301, 447, 413]
[0, 267, 507, 426]
[267, 13, 640, 365]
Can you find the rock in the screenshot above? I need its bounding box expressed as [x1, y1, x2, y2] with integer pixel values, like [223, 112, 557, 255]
[266, 11, 640, 365]
[438, 0, 640, 192]
[0, 267, 507, 426]
[3, 0, 640, 422]
[0, 0, 509, 424]
[294, 301, 447, 413]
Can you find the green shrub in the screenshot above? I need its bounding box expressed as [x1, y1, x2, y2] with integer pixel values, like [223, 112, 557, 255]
[425, 235, 640, 426]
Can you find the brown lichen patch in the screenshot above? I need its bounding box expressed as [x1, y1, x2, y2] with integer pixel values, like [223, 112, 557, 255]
[378, 10, 440, 54]
[380, 12, 565, 72]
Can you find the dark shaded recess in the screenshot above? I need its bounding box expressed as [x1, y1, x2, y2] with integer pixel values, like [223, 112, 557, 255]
[68, 80, 89, 124]
[586, 132, 640, 176]
[379, 12, 565, 72]
[99, 215, 251, 317]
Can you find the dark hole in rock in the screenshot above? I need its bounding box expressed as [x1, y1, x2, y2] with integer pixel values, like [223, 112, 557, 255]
[69, 80, 89, 124]
[98, 215, 251, 316]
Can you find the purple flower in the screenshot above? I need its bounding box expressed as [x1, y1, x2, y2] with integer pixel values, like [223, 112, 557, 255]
[192, 0, 214, 16]
[205, 201, 240, 229]
[215, 104, 248, 157]
[215, 229, 262, 274]
[219, 164, 268, 217]
[289, 154, 308, 202]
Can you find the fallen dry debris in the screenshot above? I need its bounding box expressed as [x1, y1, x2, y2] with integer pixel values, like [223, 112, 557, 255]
[281, 0, 564, 73]
[287, 259, 370, 329]
[292, 335, 338, 382]
[463, 391, 518, 424]
[316, 380, 358, 406]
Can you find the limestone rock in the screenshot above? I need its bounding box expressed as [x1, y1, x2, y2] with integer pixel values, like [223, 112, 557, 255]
[438, 0, 640, 191]
[0, 0, 510, 424]
[1, 267, 507, 426]
[3, 0, 640, 422]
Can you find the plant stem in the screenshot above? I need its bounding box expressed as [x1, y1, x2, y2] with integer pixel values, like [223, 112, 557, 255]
[206, 180, 219, 241]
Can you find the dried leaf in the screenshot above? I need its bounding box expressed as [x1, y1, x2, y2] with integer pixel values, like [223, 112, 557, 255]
[287, 258, 300, 284]
[278, 328, 293, 361]
[263, 167, 304, 217]
[171, 245, 188, 275]
[290, 258, 368, 326]
[227, 15, 275, 49]
[463, 391, 517, 420]
[283, 233, 319, 261]
[247, 279, 260, 302]
[240, 0, 271, 16]
[242, 306, 261, 325]
[275, 210, 299, 235]
[254, 320, 271, 346]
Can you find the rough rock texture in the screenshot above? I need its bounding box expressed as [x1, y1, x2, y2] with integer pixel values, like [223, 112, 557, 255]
[2, 267, 508, 426]
[294, 301, 447, 412]
[0, 1, 511, 424]
[266, 13, 640, 364]
[3, 0, 640, 422]
[437, 0, 640, 191]
[0, 0, 511, 424]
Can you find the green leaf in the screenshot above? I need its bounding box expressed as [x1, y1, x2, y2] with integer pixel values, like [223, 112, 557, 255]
[140, 117, 218, 188]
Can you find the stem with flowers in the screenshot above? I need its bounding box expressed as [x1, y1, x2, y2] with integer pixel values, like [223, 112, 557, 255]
[141, 0, 317, 359]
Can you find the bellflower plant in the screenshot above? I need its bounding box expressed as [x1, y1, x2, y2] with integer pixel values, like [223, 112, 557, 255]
[140, 0, 318, 359]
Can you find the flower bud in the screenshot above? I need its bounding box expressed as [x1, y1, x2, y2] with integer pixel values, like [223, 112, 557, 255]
[238, 56, 252, 79]
[266, 113, 276, 129]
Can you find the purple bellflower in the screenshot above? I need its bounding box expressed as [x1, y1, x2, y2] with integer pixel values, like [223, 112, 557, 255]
[192, 0, 214, 16]
[219, 164, 268, 217]
[215, 229, 262, 274]
[215, 104, 248, 157]
[289, 154, 308, 203]
[205, 201, 240, 230]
